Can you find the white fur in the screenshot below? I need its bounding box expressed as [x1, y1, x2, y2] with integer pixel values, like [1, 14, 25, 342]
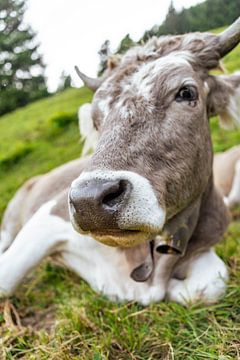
[131, 51, 194, 100]
[98, 97, 111, 121]
[203, 81, 210, 96]
[0, 200, 167, 304]
[0, 200, 229, 305]
[116, 100, 135, 120]
[0, 230, 12, 254]
[167, 249, 228, 306]
[0, 201, 69, 296]
[78, 103, 99, 156]
[92, 52, 195, 121]
[226, 159, 240, 208]
[71, 170, 166, 233]
[60, 235, 170, 304]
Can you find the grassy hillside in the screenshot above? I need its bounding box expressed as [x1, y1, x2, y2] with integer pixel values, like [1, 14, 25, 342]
[0, 87, 93, 218]
[0, 40, 240, 358]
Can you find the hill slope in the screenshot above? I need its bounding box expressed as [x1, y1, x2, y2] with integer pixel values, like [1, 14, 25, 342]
[0, 38, 240, 359]
[0, 87, 93, 216]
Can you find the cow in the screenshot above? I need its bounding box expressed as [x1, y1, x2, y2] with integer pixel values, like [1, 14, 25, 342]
[0, 18, 240, 306]
[214, 145, 240, 208]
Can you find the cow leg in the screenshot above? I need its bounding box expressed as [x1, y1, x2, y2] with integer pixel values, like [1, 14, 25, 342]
[167, 249, 228, 305]
[225, 159, 240, 208]
[0, 201, 70, 297]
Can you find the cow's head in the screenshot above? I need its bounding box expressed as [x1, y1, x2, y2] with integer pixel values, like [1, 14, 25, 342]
[69, 19, 240, 247]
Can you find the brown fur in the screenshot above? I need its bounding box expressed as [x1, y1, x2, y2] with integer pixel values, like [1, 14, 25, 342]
[22, 157, 89, 224]
[2, 24, 240, 287]
[0, 149, 234, 281]
[1, 158, 90, 247]
[173, 178, 230, 279]
[71, 30, 240, 268]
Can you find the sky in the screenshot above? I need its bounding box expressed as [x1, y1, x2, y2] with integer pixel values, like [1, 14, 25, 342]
[24, 0, 204, 92]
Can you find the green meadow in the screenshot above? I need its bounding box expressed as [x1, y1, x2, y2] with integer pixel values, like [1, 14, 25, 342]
[0, 39, 240, 359]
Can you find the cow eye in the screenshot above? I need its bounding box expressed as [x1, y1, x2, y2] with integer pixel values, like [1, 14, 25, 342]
[175, 86, 198, 102]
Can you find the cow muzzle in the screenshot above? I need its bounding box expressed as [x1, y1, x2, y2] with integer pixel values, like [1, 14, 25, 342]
[69, 178, 132, 231]
[69, 170, 166, 247]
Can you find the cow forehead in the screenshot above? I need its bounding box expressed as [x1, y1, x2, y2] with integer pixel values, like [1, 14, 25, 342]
[103, 50, 195, 93]
[132, 51, 194, 84]
[93, 51, 196, 121]
[130, 51, 195, 99]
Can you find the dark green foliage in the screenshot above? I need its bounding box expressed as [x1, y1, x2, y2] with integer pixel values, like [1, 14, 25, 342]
[47, 112, 78, 137]
[0, 142, 33, 170]
[114, 0, 240, 56]
[98, 34, 136, 73]
[97, 40, 111, 76]
[57, 72, 72, 92]
[162, 0, 179, 35]
[157, 0, 240, 36]
[0, 0, 48, 115]
[116, 34, 136, 54]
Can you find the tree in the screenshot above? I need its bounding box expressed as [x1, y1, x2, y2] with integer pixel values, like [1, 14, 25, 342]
[116, 0, 240, 52]
[57, 71, 72, 92]
[141, 25, 159, 44]
[164, 1, 179, 34]
[117, 34, 135, 54]
[0, 0, 48, 115]
[97, 39, 111, 75]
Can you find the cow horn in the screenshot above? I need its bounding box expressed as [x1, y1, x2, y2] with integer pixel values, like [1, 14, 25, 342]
[218, 17, 240, 58]
[75, 66, 103, 91]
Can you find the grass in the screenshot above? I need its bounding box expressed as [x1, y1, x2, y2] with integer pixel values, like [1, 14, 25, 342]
[0, 87, 92, 217]
[0, 40, 240, 359]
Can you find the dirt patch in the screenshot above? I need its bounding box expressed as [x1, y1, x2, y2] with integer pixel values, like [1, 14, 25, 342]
[20, 306, 56, 332]
[0, 300, 56, 332]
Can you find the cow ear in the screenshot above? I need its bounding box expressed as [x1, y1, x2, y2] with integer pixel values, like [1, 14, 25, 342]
[206, 72, 240, 129]
[78, 103, 99, 156]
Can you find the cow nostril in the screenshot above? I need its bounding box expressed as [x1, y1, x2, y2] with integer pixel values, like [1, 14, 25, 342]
[102, 180, 130, 208]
